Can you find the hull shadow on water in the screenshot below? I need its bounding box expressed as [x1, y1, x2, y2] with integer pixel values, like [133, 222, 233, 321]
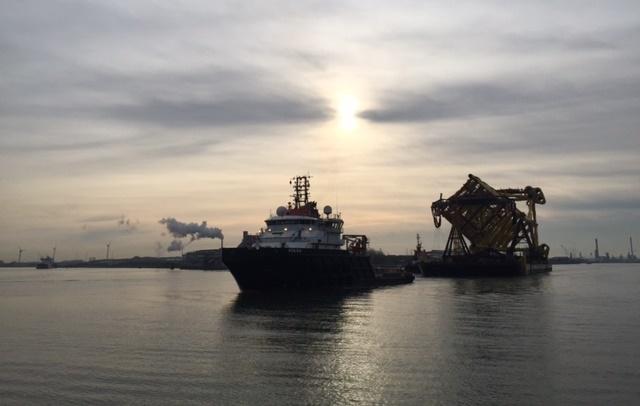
[218, 289, 383, 404]
[225, 289, 375, 337]
[447, 273, 550, 295]
[230, 289, 373, 312]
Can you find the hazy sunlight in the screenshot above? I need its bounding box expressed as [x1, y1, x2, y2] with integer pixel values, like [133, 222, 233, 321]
[337, 95, 359, 132]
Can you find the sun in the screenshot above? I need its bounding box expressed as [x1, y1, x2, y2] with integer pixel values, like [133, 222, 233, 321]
[337, 95, 359, 132]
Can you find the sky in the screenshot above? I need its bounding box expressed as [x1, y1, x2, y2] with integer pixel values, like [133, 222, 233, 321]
[1, 0, 639, 261]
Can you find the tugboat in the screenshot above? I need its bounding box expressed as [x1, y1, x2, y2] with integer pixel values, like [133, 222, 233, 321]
[405, 233, 443, 274]
[36, 247, 57, 269]
[222, 175, 414, 290]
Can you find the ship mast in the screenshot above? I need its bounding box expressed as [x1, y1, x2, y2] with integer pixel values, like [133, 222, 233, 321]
[290, 175, 311, 209]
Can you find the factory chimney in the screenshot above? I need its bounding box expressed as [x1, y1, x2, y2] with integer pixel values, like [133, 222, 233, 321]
[594, 238, 600, 260]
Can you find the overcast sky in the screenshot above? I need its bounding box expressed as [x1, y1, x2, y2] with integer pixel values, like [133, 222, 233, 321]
[1, 0, 639, 260]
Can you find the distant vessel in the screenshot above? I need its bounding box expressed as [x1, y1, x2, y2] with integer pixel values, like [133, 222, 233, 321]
[36, 247, 57, 269]
[222, 176, 414, 290]
[405, 233, 443, 274]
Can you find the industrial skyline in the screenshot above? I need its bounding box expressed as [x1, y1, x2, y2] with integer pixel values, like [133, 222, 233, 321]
[1, 1, 639, 260]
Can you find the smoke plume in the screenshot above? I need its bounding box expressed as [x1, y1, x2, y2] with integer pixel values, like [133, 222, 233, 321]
[154, 242, 164, 256]
[118, 215, 137, 231]
[159, 217, 224, 241]
[167, 239, 184, 252]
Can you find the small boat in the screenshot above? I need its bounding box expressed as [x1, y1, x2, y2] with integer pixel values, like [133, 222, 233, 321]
[36, 247, 57, 269]
[36, 256, 56, 269]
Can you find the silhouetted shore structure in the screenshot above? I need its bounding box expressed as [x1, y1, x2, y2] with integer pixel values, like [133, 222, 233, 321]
[548, 256, 640, 265]
[1, 249, 636, 271]
[1, 248, 415, 271]
[0, 249, 223, 270]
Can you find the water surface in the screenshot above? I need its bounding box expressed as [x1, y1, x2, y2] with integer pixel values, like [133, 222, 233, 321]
[1, 265, 639, 405]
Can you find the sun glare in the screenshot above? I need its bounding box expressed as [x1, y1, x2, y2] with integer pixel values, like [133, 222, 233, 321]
[338, 95, 359, 132]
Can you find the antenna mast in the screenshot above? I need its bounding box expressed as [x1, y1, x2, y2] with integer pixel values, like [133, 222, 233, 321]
[290, 175, 311, 209]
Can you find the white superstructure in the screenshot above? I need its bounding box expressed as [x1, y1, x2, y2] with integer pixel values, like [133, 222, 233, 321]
[256, 214, 344, 249]
[248, 175, 346, 250]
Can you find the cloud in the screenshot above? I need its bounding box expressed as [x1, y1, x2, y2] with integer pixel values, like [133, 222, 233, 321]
[503, 33, 616, 53]
[358, 75, 640, 124]
[377, 28, 619, 55]
[0, 1, 333, 130]
[104, 95, 332, 128]
[358, 82, 537, 123]
[553, 196, 640, 212]
[80, 214, 140, 239]
[0, 66, 332, 128]
[81, 215, 124, 223]
[117, 216, 138, 232]
[1, 0, 640, 260]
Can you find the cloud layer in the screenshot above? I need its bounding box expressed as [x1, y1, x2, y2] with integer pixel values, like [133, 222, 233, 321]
[1, 0, 639, 259]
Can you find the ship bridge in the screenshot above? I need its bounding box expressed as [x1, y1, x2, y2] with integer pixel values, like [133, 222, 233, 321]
[254, 176, 344, 250]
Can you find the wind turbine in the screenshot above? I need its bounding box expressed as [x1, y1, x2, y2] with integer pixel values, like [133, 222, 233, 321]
[18, 247, 24, 263]
[106, 242, 111, 260]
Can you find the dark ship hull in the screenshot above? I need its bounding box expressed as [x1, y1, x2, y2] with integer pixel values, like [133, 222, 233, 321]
[421, 257, 551, 277]
[223, 248, 412, 290]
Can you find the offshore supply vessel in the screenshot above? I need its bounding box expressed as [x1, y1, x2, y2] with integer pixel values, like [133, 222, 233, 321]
[222, 176, 414, 290]
[422, 174, 552, 277]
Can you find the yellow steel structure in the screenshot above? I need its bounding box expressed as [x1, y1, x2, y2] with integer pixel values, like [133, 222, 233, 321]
[431, 174, 549, 259]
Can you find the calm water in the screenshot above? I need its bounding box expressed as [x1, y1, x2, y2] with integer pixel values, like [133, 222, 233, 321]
[1, 265, 639, 405]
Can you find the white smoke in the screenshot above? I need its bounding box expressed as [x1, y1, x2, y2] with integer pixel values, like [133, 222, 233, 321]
[159, 217, 224, 241]
[118, 215, 138, 232]
[159, 217, 223, 253]
[154, 241, 164, 256]
[167, 239, 184, 252]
